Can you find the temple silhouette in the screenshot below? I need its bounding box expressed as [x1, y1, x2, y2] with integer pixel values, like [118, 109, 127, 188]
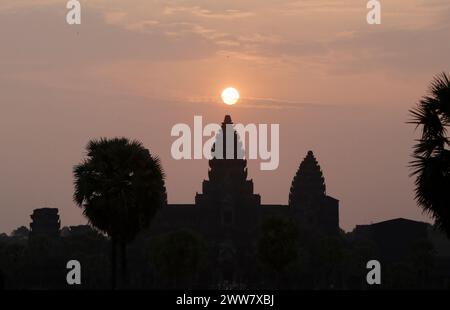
[10, 115, 450, 289]
[149, 115, 339, 282]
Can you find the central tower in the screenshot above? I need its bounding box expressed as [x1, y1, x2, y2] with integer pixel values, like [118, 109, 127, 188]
[195, 115, 261, 283]
[197, 115, 257, 201]
[195, 115, 261, 237]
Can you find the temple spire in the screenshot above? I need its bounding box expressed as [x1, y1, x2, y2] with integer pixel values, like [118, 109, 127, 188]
[289, 151, 326, 207]
[211, 114, 244, 160]
[196, 115, 258, 204]
[223, 115, 233, 125]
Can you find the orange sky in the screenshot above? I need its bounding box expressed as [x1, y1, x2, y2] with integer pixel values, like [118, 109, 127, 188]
[1, 0, 449, 233]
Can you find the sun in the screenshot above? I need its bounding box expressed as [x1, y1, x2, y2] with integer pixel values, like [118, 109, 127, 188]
[221, 87, 240, 105]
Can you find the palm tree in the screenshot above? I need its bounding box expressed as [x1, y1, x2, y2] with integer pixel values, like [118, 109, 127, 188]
[410, 73, 450, 237]
[73, 137, 167, 288]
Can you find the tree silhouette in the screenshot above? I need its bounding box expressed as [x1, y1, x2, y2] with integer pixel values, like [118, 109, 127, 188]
[149, 229, 206, 288]
[410, 73, 450, 237]
[257, 216, 298, 287]
[11, 226, 29, 239]
[73, 137, 167, 288]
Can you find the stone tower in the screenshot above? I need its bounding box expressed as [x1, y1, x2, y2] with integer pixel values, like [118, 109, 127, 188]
[195, 115, 261, 236]
[29, 208, 61, 238]
[195, 115, 261, 282]
[289, 151, 339, 234]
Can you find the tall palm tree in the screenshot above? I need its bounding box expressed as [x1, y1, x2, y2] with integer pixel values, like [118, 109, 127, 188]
[73, 137, 167, 288]
[410, 73, 450, 237]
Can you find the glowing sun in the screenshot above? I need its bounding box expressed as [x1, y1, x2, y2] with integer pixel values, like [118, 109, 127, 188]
[221, 87, 240, 105]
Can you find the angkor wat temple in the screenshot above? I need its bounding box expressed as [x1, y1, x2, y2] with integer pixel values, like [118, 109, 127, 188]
[20, 115, 450, 289]
[149, 115, 339, 282]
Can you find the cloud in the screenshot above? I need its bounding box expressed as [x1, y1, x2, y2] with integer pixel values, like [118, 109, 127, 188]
[0, 5, 217, 73]
[324, 21, 450, 75]
[284, 0, 361, 13]
[163, 6, 255, 19]
[1, 0, 449, 84]
[240, 97, 334, 109]
[185, 95, 332, 110]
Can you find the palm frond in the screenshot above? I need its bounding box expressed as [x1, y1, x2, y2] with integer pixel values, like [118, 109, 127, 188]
[409, 73, 450, 236]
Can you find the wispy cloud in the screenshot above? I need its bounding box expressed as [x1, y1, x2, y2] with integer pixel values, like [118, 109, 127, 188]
[163, 6, 255, 19]
[184, 95, 332, 110]
[241, 97, 335, 109]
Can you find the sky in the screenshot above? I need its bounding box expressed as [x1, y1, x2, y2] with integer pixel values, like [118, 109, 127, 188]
[1, 0, 449, 233]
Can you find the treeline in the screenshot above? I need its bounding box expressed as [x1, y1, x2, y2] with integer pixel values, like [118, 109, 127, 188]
[0, 217, 443, 290]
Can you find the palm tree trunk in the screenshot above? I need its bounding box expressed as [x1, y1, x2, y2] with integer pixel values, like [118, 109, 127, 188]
[111, 236, 117, 290]
[121, 242, 128, 288]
